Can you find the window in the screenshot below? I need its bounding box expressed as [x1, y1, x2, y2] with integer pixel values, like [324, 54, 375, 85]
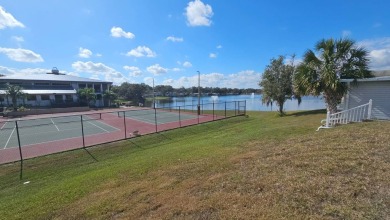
[78, 84, 86, 89]
[65, 95, 73, 102]
[94, 84, 101, 92]
[41, 95, 50, 100]
[55, 95, 63, 103]
[27, 95, 36, 101]
[35, 82, 50, 86]
[52, 82, 70, 86]
[0, 95, 4, 102]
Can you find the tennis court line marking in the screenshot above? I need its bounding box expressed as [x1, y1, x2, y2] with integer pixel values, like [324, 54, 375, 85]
[1, 121, 8, 130]
[1, 120, 121, 148]
[51, 118, 60, 131]
[93, 120, 121, 131]
[4, 129, 122, 149]
[87, 121, 110, 133]
[4, 127, 16, 149]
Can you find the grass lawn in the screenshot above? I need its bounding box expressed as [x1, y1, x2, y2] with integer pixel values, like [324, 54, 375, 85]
[0, 110, 389, 219]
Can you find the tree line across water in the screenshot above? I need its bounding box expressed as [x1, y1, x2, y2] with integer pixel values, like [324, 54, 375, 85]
[111, 83, 261, 106]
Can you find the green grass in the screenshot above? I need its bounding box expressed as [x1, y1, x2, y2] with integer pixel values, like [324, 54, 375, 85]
[0, 110, 389, 219]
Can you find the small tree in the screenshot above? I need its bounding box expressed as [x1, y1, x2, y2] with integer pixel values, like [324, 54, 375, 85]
[294, 38, 371, 114]
[103, 89, 118, 107]
[5, 83, 25, 111]
[77, 88, 96, 107]
[259, 55, 299, 115]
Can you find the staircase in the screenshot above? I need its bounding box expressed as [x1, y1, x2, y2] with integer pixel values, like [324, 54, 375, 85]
[317, 99, 372, 131]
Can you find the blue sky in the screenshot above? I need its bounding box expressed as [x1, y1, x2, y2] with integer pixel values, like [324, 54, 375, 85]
[0, 0, 390, 88]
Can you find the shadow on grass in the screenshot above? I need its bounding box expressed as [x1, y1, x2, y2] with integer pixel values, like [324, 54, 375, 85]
[126, 132, 174, 150]
[286, 109, 327, 117]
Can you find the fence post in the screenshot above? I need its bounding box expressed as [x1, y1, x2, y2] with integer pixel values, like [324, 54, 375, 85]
[244, 100, 247, 115]
[201, 100, 203, 114]
[367, 99, 372, 120]
[224, 102, 227, 118]
[235, 101, 237, 116]
[213, 102, 215, 120]
[154, 108, 158, 132]
[123, 111, 127, 139]
[179, 106, 181, 127]
[81, 115, 85, 148]
[15, 121, 23, 180]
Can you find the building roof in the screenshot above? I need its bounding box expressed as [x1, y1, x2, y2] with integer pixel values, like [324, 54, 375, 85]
[341, 76, 390, 83]
[0, 74, 112, 84]
[0, 89, 77, 95]
[373, 70, 390, 77]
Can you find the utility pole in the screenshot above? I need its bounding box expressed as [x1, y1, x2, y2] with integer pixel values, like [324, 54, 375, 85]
[197, 71, 200, 115]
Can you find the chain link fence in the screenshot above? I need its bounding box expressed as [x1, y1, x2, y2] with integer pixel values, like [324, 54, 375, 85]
[0, 100, 246, 179]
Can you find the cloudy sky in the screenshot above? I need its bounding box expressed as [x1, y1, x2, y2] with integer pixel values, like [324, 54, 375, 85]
[0, 0, 390, 88]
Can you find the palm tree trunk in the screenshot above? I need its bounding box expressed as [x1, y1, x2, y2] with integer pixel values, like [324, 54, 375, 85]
[324, 92, 338, 114]
[12, 97, 17, 111]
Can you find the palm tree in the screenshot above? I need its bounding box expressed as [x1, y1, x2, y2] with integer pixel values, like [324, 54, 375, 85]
[294, 38, 371, 114]
[5, 83, 25, 111]
[103, 89, 118, 107]
[77, 88, 96, 107]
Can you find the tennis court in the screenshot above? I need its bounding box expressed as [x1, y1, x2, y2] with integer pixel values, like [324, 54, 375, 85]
[117, 109, 199, 124]
[0, 101, 246, 164]
[0, 114, 119, 150]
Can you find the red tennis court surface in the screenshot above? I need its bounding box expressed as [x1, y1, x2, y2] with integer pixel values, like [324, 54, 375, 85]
[0, 104, 244, 164]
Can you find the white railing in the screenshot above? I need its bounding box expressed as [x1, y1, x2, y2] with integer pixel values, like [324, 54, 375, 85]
[317, 99, 372, 131]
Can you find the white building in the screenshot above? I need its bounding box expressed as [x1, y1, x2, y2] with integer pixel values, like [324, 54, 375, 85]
[341, 76, 390, 120]
[0, 69, 112, 108]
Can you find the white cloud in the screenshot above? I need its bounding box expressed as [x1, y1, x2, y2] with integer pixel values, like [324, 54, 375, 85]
[185, 0, 213, 27]
[96, 53, 102, 57]
[11, 36, 24, 42]
[166, 36, 184, 42]
[359, 38, 390, 70]
[147, 64, 167, 75]
[72, 61, 128, 84]
[162, 70, 261, 89]
[78, 47, 93, 58]
[183, 61, 192, 68]
[126, 46, 156, 58]
[217, 45, 222, 49]
[0, 66, 77, 76]
[123, 65, 142, 77]
[110, 26, 135, 39]
[172, 68, 182, 72]
[90, 74, 100, 80]
[0, 6, 25, 29]
[209, 53, 217, 58]
[143, 77, 154, 86]
[0, 47, 44, 62]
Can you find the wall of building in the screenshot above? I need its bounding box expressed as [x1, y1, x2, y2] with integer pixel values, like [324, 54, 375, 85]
[346, 81, 390, 120]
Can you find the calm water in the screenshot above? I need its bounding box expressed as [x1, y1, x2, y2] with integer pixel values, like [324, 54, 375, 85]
[150, 94, 326, 111]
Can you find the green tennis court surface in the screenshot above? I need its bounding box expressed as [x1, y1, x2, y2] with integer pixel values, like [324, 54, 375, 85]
[117, 109, 199, 124]
[0, 115, 119, 149]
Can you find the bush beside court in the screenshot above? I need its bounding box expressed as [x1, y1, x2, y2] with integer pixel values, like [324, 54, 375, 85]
[0, 110, 389, 219]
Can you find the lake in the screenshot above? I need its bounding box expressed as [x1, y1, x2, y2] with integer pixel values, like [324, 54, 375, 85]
[148, 94, 326, 111]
